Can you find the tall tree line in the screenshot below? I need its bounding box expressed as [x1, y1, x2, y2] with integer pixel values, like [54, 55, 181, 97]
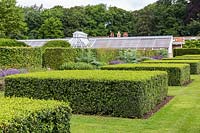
[0, 0, 200, 39]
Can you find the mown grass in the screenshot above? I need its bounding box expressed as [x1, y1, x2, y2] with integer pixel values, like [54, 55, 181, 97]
[71, 75, 200, 133]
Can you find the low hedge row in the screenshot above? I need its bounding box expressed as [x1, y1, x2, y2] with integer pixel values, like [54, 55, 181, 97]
[163, 55, 200, 60]
[0, 38, 28, 47]
[144, 60, 200, 74]
[5, 70, 168, 118]
[0, 47, 42, 69]
[101, 64, 190, 86]
[173, 48, 200, 57]
[42, 40, 71, 48]
[0, 97, 71, 132]
[59, 62, 95, 70]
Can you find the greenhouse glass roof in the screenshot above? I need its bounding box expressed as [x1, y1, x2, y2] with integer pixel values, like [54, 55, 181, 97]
[18, 36, 173, 52]
[89, 36, 173, 49]
[18, 38, 70, 47]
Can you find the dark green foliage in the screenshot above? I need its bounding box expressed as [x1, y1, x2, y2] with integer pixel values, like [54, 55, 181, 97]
[0, 47, 42, 69]
[183, 40, 200, 48]
[5, 70, 168, 118]
[101, 63, 190, 86]
[3, 1, 199, 39]
[173, 48, 200, 56]
[43, 48, 82, 69]
[59, 62, 95, 70]
[0, 0, 27, 38]
[43, 40, 71, 48]
[0, 38, 28, 47]
[38, 17, 64, 39]
[0, 97, 71, 132]
[144, 60, 200, 74]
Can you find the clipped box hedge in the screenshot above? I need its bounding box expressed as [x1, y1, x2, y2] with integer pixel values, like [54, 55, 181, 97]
[5, 70, 168, 118]
[173, 48, 200, 57]
[42, 48, 82, 69]
[0, 97, 71, 132]
[43, 48, 118, 69]
[144, 60, 200, 74]
[101, 64, 190, 86]
[163, 55, 200, 60]
[0, 47, 42, 69]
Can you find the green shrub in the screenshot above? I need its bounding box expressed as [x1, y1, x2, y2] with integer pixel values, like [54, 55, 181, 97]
[137, 49, 168, 58]
[0, 38, 28, 47]
[0, 47, 42, 69]
[5, 70, 168, 118]
[43, 48, 82, 69]
[95, 48, 119, 63]
[118, 49, 137, 63]
[143, 60, 200, 74]
[59, 62, 95, 70]
[43, 48, 108, 69]
[101, 64, 190, 86]
[76, 49, 104, 67]
[183, 40, 200, 48]
[173, 48, 200, 57]
[43, 40, 71, 48]
[0, 97, 71, 132]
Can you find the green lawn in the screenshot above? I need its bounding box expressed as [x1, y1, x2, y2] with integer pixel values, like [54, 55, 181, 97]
[71, 75, 200, 133]
[1, 76, 199, 132]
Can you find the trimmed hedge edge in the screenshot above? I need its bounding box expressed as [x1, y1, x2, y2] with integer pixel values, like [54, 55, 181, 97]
[0, 97, 71, 132]
[5, 70, 168, 118]
[101, 64, 191, 86]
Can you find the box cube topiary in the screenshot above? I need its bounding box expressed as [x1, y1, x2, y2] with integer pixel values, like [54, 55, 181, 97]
[5, 70, 168, 118]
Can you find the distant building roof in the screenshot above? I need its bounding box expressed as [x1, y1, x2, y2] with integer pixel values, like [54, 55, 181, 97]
[69, 31, 90, 48]
[18, 38, 70, 47]
[89, 36, 173, 50]
[184, 36, 200, 40]
[173, 37, 185, 45]
[18, 29, 173, 56]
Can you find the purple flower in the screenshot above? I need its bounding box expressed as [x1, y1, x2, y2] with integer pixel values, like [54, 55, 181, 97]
[0, 70, 6, 77]
[109, 60, 124, 65]
[151, 55, 163, 60]
[5, 69, 20, 76]
[0, 69, 21, 77]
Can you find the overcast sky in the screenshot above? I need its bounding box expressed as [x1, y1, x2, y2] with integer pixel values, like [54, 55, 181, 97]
[16, 0, 158, 11]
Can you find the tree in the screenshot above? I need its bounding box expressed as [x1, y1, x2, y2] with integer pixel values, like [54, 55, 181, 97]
[23, 5, 44, 39]
[0, 0, 27, 38]
[186, 19, 200, 35]
[62, 6, 87, 37]
[185, 0, 200, 23]
[38, 17, 64, 39]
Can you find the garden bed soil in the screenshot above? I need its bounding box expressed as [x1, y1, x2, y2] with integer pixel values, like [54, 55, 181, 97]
[142, 96, 174, 119]
[183, 79, 193, 87]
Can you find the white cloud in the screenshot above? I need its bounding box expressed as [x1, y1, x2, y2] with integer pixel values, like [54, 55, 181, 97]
[17, 0, 158, 11]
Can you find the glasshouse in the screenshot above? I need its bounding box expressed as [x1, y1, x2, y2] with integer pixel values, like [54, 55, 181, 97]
[19, 31, 174, 57]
